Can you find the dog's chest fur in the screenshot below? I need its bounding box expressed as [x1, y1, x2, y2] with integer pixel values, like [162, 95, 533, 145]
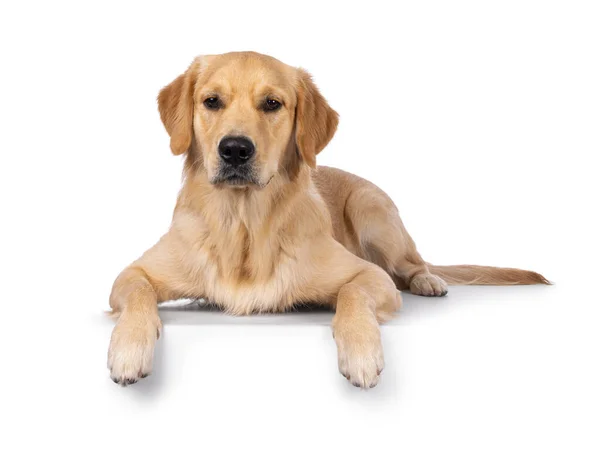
[172, 207, 307, 315]
[169, 173, 332, 314]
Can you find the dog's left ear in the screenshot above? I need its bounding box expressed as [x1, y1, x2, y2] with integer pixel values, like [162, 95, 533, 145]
[295, 69, 339, 168]
[157, 59, 200, 155]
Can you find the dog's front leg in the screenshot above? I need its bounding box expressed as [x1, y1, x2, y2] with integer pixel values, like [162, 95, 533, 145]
[107, 267, 163, 385]
[332, 265, 401, 389]
[308, 240, 402, 389]
[107, 233, 203, 385]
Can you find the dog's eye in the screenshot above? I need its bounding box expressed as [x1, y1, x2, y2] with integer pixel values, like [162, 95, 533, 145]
[203, 97, 222, 110]
[263, 98, 282, 112]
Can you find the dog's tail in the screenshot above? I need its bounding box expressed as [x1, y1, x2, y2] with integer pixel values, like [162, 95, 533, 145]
[427, 264, 551, 286]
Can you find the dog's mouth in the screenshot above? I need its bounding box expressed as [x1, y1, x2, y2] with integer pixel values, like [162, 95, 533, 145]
[222, 173, 253, 186]
[211, 165, 259, 187]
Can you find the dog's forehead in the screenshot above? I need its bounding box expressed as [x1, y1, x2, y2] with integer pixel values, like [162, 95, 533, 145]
[199, 52, 295, 93]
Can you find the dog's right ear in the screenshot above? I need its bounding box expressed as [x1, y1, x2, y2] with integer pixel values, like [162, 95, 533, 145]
[157, 59, 200, 155]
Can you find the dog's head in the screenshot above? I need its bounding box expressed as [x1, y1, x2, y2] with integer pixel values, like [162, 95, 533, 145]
[158, 52, 338, 188]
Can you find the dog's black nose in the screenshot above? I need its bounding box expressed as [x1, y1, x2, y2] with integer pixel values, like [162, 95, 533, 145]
[218, 136, 255, 166]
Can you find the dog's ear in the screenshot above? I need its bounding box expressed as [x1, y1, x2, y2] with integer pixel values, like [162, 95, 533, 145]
[157, 60, 200, 155]
[294, 69, 339, 168]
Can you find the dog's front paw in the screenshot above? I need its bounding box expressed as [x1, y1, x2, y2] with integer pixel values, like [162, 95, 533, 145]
[333, 319, 384, 389]
[107, 314, 161, 386]
[410, 273, 448, 297]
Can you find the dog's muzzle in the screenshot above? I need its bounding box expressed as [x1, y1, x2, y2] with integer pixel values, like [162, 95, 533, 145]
[212, 136, 259, 186]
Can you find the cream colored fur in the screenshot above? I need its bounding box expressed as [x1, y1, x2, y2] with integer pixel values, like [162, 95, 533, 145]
[107, 52, 548, 389]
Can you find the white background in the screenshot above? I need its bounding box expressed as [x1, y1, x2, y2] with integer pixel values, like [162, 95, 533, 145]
[1, 1, 598, 448]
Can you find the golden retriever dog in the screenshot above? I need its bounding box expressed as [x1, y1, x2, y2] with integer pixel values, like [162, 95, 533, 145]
[107, 51, 549, 389]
